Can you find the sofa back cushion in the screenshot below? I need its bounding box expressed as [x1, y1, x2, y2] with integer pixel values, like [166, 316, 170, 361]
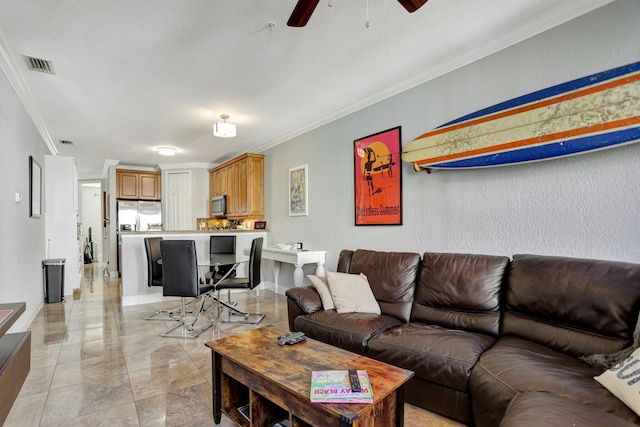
[337, 249, 420, 322]
[503, 254, 640, 357]
[412, 252, 509, 336]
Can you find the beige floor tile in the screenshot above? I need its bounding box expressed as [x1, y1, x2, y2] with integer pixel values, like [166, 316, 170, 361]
[128, 359, 207, 401]
[40, 374, 134, 425]
[50, 355, 128, 390]
[134, 382, 214, 427]
[56, 338, 124, 365]
[4, 391, 48, 426]
[18, 364, 56, 396]
[123, 340, 193, 373]
[46, 403, 140, 427]
[29, 341, 62, 370]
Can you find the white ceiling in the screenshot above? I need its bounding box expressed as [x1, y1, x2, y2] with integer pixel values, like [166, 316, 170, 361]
[0, 0, 613, 178]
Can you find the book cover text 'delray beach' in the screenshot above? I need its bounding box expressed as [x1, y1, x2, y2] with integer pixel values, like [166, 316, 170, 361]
[310, 370, 373, 404]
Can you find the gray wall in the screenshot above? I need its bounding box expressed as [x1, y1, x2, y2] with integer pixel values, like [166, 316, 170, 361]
[262, 0, 640, 290]
[0, 69, 47, 330]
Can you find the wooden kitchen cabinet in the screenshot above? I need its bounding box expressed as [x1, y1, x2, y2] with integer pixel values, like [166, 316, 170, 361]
[116, 169, 161, 200]
[211, 168, 227, 197]
[209, 153, 264, 219]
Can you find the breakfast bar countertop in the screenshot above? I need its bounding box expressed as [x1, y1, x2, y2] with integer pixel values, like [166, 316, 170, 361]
[119, 230, 268, 306]
[119, 229, 266, 234]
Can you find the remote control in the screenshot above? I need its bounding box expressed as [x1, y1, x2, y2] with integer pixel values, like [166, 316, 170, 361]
[278, 331, 304, 340]
[277, 332, 306, 345]
[285, 334, 306, 345]
[348, 369, 362, 392]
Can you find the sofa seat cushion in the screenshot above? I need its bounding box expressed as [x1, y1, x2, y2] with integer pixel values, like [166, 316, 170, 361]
[293, 310, 403, 355]
[469, 336, 639, 423]
[367, 322, 495, 392]
[500, 392, 639, 427]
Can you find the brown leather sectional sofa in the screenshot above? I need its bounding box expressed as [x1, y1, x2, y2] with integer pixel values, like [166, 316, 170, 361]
[285, 249, 640, 426]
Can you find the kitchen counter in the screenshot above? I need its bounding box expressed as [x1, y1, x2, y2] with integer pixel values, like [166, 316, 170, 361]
[119, 229, 265, 234]
[120, 231, 267, 306]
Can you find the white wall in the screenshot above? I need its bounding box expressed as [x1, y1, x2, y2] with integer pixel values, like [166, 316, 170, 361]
[0, 68, 47, 331]
[45, 155, 80, 294]
[262, 0, 640, 290]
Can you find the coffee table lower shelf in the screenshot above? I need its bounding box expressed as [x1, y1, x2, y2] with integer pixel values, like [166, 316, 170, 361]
[219, 369, 295, 426]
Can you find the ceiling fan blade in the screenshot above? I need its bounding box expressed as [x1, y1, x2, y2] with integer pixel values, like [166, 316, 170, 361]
[397, 0, 428, 13]
[287, 0, 320, 27]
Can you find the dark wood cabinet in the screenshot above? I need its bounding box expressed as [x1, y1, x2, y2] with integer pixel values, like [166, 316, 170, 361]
[0, 303, 30, 425]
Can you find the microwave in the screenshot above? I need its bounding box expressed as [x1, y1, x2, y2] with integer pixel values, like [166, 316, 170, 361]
[211, 195, 227, 216]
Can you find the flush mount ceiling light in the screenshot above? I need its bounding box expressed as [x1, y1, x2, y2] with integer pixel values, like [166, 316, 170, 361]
[156, 147, 177, 156]
[213, 114, 237, 138]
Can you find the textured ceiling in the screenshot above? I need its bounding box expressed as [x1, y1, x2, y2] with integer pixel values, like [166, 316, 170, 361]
[0, 0, 613, 178]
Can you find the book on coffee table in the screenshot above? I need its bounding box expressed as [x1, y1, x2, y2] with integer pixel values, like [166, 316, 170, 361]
[310, 370, 373, 404]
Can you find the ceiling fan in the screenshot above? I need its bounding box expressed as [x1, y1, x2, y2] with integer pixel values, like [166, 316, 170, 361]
[287, 0, 429, 27]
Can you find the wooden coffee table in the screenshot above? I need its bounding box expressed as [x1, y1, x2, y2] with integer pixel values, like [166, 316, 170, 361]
[205, 325, 414, 427]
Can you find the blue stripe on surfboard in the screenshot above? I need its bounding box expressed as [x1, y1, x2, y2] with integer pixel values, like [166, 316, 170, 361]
[429, 127, 640, 169]
[439, 61, 640, 128]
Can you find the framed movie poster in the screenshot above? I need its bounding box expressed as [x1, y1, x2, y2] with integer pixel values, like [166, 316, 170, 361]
[354, 126, 402, 226]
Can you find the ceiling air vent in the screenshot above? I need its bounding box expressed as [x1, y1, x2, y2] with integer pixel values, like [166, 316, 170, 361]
[59, 140, 74, 146]
[23, 55, 55, 74]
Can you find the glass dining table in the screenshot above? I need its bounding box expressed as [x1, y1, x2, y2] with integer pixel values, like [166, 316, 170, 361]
[199, 254, 250, 316]
[158, 254, 248, 313]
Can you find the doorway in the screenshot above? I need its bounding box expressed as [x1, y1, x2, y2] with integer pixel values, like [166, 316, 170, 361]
[166, 171, 192, 230]
[79, 181, 103, 263]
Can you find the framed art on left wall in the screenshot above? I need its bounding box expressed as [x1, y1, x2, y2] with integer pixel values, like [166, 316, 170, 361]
[29, 155, 42, 218]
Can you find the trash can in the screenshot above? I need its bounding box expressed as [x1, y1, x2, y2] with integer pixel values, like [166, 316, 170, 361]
[42, 258, 65, 303]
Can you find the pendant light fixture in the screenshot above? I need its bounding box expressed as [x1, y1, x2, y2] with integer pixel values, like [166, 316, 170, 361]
[213, 114, 237, 138]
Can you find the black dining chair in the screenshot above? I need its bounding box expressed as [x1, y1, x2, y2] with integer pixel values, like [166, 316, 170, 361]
[213, 237, 265, 324]
[143, 237, 196, 321]
[159, 240, 215, 338]
[143, 237, 178, 321]
[205, 235, 237, 306]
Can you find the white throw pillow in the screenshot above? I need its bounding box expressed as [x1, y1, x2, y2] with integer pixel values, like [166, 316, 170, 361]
[307, 275, 335, 310]
[594, 347, 640, 416]
[325, 271, 380, 314]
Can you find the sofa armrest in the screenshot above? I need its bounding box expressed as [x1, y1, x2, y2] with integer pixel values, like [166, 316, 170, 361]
[285, 286, 323, 331]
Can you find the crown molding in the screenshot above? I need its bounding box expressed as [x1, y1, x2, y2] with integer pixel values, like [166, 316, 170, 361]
[158, 162, 214, 171]
[100, 159, 120, 178]
[117, 164, 158, 172]
[0, 29, 57, 155]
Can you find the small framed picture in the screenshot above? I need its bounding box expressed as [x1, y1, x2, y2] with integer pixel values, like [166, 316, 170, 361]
[29, 155, 42, 218]
[254, 221, 267, 230]
[289, 164, 308, 216]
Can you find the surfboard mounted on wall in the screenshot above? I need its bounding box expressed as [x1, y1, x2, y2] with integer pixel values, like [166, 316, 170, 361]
[402, 60, 640, 171]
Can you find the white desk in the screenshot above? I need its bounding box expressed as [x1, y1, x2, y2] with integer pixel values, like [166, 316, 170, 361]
[262, 247, 326, 288]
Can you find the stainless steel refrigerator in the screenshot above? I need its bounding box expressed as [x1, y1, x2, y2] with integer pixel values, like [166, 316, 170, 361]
[117, 200, 162, 275]
[117, 200, 162, 232]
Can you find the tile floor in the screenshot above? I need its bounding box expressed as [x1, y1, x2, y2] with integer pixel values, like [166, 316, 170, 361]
[6, 264, 463, 426]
